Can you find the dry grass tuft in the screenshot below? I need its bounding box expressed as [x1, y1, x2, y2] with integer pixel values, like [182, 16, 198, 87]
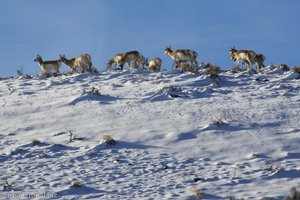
[71, 182, 81, 188]
[31, 138, 41, 145]
[100, 135, 117, 146]
[293, 66, 300, 74]
[191, 186, 205, 199]
[285, 187, 300, 200]
[276, 63, 290, 71]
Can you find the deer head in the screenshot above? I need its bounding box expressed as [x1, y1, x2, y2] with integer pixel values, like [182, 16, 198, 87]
[59, 54, 66, 62]
[34, 55, 42, 62]
[164, 46, 172, 55]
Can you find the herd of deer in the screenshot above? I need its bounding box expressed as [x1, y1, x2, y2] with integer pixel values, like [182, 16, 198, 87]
[34, 46, 266, 75]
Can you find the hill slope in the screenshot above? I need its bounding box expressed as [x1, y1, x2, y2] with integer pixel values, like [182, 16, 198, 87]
[0, 67, 300, 199]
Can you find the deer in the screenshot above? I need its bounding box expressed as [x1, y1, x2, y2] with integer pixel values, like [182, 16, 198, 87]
[175, 60, 189, 70]
[107, 51, 146, 70]
[107, 53, 124, 71]
[230, 47, 266, 72]
[62, 54, 92, 73]
[175, 60, 199, 73]
[34, 55, 61, 74]
[59, 54, 76, 73]
[147, 58, 162, 72]
[164, 46, 198, 68]
[229, 47, 257, 74]
[254, 53, 266, 70]
[119, 51, 146, 70]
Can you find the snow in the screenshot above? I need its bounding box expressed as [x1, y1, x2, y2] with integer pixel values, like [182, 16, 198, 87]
[0, 67, 300, 199]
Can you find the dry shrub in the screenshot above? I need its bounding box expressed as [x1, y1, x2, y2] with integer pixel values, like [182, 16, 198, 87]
[230, 68, 239, 73]
[82, 86, 100, 95]
[184, 65, 199, 73]
[211, 110, 233, 126]
[71, 182, 81, 188]
[31, 138, 41, 145]
[65, 128, 84, 142]
[191, 186, 204, 199]
[293, 66, 300, 74]
[265, 161, 284, 173]
[285, 187, 300, 200]
[211, 118, 226, 126]
[276, 63, 290, 71]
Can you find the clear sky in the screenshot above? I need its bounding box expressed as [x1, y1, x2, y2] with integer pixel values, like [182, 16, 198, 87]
[0, 0, 299, 76]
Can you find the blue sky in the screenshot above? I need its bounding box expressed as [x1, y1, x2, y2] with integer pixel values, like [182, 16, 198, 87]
[0, 0, 299, 76]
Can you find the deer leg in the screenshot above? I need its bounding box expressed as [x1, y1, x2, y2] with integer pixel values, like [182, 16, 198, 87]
[240, 62, 243, 70]
[248, 62, 253, 75]
[89, 61, 92, 72]
[172, 60, 177, 69]
[194, 60, 198, 67]
[80, 65, 85, 73]
[119, 64, 123, 70]
[233, 60, 239, 70]
[247, 57, 255, 74]
[255, 62, 259, 71]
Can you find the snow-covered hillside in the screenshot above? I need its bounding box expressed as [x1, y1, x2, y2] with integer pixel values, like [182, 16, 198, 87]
[0, 67, 300, 199]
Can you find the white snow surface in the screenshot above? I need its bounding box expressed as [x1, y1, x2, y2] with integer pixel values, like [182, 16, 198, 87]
[0, 66, 300, 199]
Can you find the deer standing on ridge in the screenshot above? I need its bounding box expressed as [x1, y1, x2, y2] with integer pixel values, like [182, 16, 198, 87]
[107, 53, 124, 71]
[164, 46, 198, 68]
[147, 58, 162, 72]
[34, 55, 61, 74]
[60, 54, 92, 73]
[229, 47, 266, 73]
[229, 47, 257, 74]
[107, 51, 146, 70]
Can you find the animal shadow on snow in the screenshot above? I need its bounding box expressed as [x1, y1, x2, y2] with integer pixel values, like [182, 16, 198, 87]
[142, 87, 214, 102]
[18, 141, 79, 152]
[94, 140, 163, 150]
[82, 141, 163, 159]
[201, 193, 223, 200]
[8, 142, 80, 160]
[283, 152, 300, 159]
[175, 131, 198, 142]
[68, 93, 121, 105]
[0, 155, 7, 162]
[201, 121, 281, 133]
[56, 185, 104, 198]
[264, 169, 300, 180]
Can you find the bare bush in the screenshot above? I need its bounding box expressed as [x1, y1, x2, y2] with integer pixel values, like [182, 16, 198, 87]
[6, 84, 16, 95]
[3, 179, 12, 190]
[66, 128, 84, 142]
[211, 110, 233, 126]
[265, 161, 284, 173]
